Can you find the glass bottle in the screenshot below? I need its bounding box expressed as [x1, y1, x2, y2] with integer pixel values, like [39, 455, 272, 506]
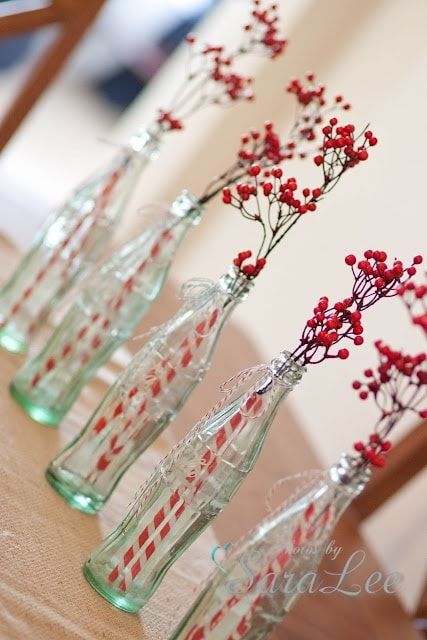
[10, 191, 203, 426]
[82, 351, 305, 613]
[169, 455, 371, 639]
[46, 268, 253, 513]
[0, 130, 159, 355]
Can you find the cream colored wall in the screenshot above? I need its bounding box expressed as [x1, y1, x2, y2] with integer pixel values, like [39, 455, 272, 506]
[113, 0, 427, 611]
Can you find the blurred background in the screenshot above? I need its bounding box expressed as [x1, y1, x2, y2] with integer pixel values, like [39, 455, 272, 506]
[0, 0, 426, 617]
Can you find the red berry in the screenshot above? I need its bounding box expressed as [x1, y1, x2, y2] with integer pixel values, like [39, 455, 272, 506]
[373, 455, 386, 468]
[345, 254, 356, 266]
[249, 164, 261, 176]
[222, 188, 232, 204]
[338, 348, 349, 360]
[375, 277, 385, 289]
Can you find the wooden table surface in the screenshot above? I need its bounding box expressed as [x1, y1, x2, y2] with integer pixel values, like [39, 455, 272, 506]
[0, 236, 421, 639]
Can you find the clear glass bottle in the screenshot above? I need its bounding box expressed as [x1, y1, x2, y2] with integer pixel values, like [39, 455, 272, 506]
[0, 130, 159, 355]
[82, 351, 305, 613]
[169, 455, 371, 639]
[10, 191, 203, 426]
[46, 268, 253, 513]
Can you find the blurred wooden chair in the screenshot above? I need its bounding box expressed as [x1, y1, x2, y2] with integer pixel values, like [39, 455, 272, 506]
[0, 0, 105, 151]
[353, 419, 427, 635]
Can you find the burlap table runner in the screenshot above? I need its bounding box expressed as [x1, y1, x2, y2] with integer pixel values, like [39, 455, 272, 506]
[0, 342, 221, 640]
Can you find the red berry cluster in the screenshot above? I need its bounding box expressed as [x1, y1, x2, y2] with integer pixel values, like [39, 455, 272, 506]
[292, 295, 360, 364]
[353, 434, 392, 468]
[206, 45, 255, 103]
[224, 164, 319, 213]
[233, 250, 266, 279]
[200, 81, 362, 205]
[398, 273, 427, 335]
[287, 73, 350, 113]
[244, 1, 287, 58]
[222, 164, 324, 261]
[345, 251, 422, 311]
[221, 122, 376, 265]
[290, 251, 421, 367]
[313, 121, 377, 180]
[285, 73, 351, 158]
[156, 1, 286, 133]
[238, 121, 285, 166]
[352, 340, 426, 417]
[351, 303, 426, 469]
[157, 110, 183, 132]
[287, 74, 327, 107]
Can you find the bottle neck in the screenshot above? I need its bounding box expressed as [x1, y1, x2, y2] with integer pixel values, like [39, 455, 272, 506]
[328, 454, 372, 519]
[170, 190, 204, 229]
[217, 266, 254, 314]
[128, 128, 161, 158]
[156, 191, 205, 259]
[254, 351, 306, 399]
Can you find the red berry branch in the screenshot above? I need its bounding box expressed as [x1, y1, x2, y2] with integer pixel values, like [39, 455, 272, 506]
[222, 119, 377, 276]
[155, 1, 286, 133]
[199, 74, 352, 206]
[285, 72, 352, 159]
[398, 272, 427, 335]
[288, 251, 423, 366]
[352, 313, 426, 469]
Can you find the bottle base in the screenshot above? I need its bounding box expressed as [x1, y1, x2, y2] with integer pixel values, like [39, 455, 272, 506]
[0, 327, 28, 354]
[9, 381, 62, 426]
[83, 561, 141, 613]
[45, 466, 105, 515]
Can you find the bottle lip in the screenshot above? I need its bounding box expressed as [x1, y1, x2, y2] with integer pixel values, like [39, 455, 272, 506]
[270, 350, 306, 386]
[329, 454, 371, 495]
[218, 266, 254, 300]
[129, 128, 162, 153]
[171, 190, 205, 224]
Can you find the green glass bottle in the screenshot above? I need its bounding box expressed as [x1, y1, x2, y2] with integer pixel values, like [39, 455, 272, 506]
[0, 130, 160, 355]
[10, 191, 203, 425]
[82, 352, 305, 613]
[46, 268, 253, 513]
[169, 456, 371, 639]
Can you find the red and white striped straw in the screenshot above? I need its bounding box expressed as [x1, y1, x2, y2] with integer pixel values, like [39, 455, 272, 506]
[107, 390, 264, 592]
[186, 500, 323, 639]
[29, 228, 174, 389]
[1, 162, 127, 333]
[86, 307, 220, 480]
